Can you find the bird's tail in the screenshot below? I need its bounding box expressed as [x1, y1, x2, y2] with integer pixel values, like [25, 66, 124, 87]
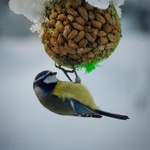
[95, 109, 129, 120]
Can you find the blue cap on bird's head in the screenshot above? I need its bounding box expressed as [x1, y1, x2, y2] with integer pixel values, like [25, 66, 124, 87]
[34, 70, 57, 82]
[35, 70, 50, 81]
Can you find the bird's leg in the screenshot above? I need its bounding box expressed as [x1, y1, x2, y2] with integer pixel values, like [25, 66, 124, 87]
[65, 60, 81, 83]
[54, 63, 81, 83]
[55, 63, 73, 82]
[71, 65, 81, 83]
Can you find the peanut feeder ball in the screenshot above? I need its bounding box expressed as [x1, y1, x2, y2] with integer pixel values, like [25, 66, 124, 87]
[40, 0, 122, 72]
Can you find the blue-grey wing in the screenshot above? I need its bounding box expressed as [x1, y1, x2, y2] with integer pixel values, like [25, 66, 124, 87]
[65, 98, 102, 118]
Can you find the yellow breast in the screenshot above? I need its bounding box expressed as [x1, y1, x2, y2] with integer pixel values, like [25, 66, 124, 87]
[53, 81, 99, 110]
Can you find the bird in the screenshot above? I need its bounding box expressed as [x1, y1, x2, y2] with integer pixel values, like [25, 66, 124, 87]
[33, 70, 129, 120]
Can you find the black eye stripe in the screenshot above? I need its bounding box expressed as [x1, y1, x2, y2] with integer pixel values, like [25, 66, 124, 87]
[44, 72, 55, 79]
[49, 72, 54, 76]
[34, 70, 55, 82]
[42, 72, 54, 80]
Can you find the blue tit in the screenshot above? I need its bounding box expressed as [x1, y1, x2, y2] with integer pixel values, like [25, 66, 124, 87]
[33, 70, 129, 120]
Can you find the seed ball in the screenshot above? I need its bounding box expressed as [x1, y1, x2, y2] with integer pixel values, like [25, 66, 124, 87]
[40, 0, 122, 72]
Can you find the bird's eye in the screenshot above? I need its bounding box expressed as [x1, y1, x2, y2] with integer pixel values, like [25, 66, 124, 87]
[49, 72, 57, 76]
[49, 72, 54, 76]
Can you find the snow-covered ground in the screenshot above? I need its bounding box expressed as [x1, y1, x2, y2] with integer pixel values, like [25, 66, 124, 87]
[0, 20, 150, 150]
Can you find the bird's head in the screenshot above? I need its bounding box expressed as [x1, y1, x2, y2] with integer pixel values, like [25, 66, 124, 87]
[33, 70, 58, 95]
[34, 70, 58, 84]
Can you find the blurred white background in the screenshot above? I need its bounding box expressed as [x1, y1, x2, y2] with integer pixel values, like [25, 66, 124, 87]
[0, 0, 150, 150]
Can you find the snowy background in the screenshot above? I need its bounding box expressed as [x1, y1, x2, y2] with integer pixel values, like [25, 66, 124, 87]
[0, 0, 150, 150]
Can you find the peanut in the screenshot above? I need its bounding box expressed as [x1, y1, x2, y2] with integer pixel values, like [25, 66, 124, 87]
[68, 30, 78, 40]
[53, 45, 60, 54]
[46, 47, 59, 59]
[86, 25, 93, 32]
[77, 48, 84, 55]
[65, 0, 71, 9]
[82, 54, 88, 62]
[104, 13, 112, 23]
[72, 22, 84, 31]
[50, 37, 57, 46]
[73, 31, 85, 42]
[67, 15, 74, 22]
[97, 31, 107, 37]
[98, 37, 108, 45]
[106, 49, 112, 56]
[46, 19, 56, 27]
[108, 34, 117, 42]
[89, 11, 95, 20]
[95, 9, 105, 15]
[63, 20, 70, 26]
[69, 53, 80, 60]
[79, 39, 88, 47]
[88, 52, 94, 58]
[55, 2, 62, 14]
[50, 12, 58, 19]
[112, 19, 120, 30]
[112, 30, 119, 37]
[64, 43, 76, 54]
[102, 50, 106, 57]
[82, 48, 92, 54]
[43, 32, 50, 41]
[78, 6, 88, 21]
[103, 24, 112, 33]
[85, 2, 93, 11]
[97, 45, 105, 51]
[91, 21, 101, 29]
[91, 28, 98, 38]
[63, 25, 71, 39]
[57, 34, 65, 45]
[52, 29, 59, 39]
[95, 13, 106, 24]
[75, 17, 85, 26]
[58, 14, 66, 21]
[67, 8, 79, 17]
[85, 32, 95, 43]
[107, 7, 113, 15]
[56, 21, 64, 32]
[59, 45, 67, 55]
[92, 42, 98, 48]
[68, 40, 78, 49]
[71, 0, 82, 9]
[106, 43, 116, 49]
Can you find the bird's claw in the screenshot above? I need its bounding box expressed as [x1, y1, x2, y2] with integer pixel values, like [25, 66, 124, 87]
[54, 63, 81, 83]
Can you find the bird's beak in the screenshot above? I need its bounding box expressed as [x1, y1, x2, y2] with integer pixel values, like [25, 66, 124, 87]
[53, 72, 57, 75]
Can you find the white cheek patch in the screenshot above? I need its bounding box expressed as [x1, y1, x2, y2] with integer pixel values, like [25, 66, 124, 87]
[34, 86, 45, 99]
[43, 75, 58, 84]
